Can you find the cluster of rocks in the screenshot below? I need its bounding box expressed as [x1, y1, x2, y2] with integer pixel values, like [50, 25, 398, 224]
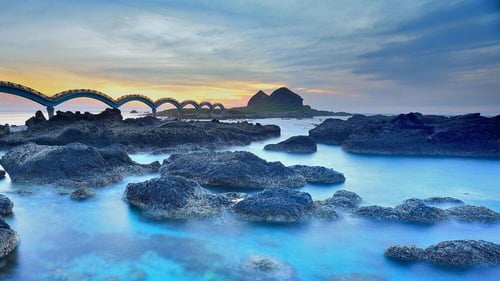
[264, 135, 317, 153]
[0, 194, 18, 259]
[0, 109, 281, 152]
[309, 113, 500, 157]
[385, 240, 500, 268]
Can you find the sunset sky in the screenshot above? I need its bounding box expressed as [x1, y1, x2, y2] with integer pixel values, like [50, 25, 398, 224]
[0, 0, 499, 114]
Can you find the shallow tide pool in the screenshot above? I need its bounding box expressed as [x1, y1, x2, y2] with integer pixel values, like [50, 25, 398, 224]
[0, 117, 499, 281]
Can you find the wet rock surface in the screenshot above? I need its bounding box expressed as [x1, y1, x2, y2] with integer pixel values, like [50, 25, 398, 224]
[422, 197, 464, 205]
[323, 190, 362, 210]
[0, 194, 14, 216]
[238, 255, 299, 281]
[385, 240, 500, 268]
[160, 151, 306, 189]
[309, 112, 500, 157]
[123, 176, 230, 220]
[70, 188, 96, 201]
[0, 142, 159, 188]
[289, 165, 345, 184]
[0, 217, 19, 259]
[264, 135, 317, 153]
[446, 205, 500, 223]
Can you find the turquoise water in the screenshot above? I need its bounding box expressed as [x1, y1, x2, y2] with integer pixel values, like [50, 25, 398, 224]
[1, 117, 499, 280]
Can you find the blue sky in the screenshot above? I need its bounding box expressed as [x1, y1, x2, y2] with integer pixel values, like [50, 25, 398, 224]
[0, 0, 499, 114]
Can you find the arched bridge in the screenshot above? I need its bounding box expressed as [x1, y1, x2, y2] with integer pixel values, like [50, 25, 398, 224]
[0, 81, 225, 118]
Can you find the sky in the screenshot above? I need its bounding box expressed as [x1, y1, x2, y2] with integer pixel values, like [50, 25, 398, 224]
[0, 0, 499, 114]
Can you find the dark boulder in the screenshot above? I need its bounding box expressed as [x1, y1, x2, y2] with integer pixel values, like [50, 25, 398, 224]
[123, 176, 230, 220]
[0, 194, 13, 216]
[0, 169, 5, 180]
[25, 110, 47, 127]
[394, 199, 448, 224]
[422, 197, 464, 205]
[264, 135, 317, 153]
[324, 190, 362, 209]
[289, 165, 345, 184]
[160, 151, 306, 189]
[233, 188, 314, 223]
[0, 143, 159, 188]
[354, 205, 400, 221]
[0, 124, 9, 137]
[446, 205, 500, 223]
[386, 240, 500, 268]
[0, 217, 19, 259]
[247, 90, 270, 107]
[70, 188, 96, 201]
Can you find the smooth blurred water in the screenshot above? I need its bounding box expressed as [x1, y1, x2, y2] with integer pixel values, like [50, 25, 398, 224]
[0, 117, 499, 281]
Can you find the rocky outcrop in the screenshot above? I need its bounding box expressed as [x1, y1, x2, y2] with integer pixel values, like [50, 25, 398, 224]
[422, 197, 464, 205]
[385, 240, 500, 268]
[269, 87, 303, 107]
[355, 199, 447, 224]
[0, 217, 19, 259]
[264, 135, 317, 153]
[160, 151, 306, 189]
[0, 169, 5, 180]
[0, 109, 281, 151]
[446, 205, 500, 223]
[0, 143, 159, 188]
[238, 255, 299, 281]
[247, 90, 270, 107]
[70, 188, 96, 200]
[232, 188, 314, 223]
[289, 165, 345, 184]
[309, 112, 500, 157]
[123, 176, 230, 220]
[0, 124, 9, 137]
[323, 190, 362, 210]
[0, 194, 13, 216]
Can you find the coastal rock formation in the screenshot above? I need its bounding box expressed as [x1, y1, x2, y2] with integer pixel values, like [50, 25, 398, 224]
[309, 112, 500, 157]
[422, 197, 464, 205]
[385, 240, 500, 268]
[247, 87, 303, 108]
[247, 90, 270, 107]
[0, 194, 14, 216]
[354, 199, 447, 223]
[354, 205, 400, 221]
[123, 176, 230, 220]
[0, 217, 19, 259]
[238, 255, 299, 281]
[446, 205, 500, 223]
[233, 188, 314, 223]
[0, 109, 281, 151]
[264, 135, 317, 153]
[0, 124, 9, 137]
[0, 142, 159, 188]
[323, 190, 362, 209]
[160, 151, 306, 189]
[289, 165, 345, 184]
[70, 188, 96, 201]
[0, 169, 5, 180]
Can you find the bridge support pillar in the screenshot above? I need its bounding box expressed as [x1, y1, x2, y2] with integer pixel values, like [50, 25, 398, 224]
[47, 106, 55, 119]
[152, 108, 157, 118]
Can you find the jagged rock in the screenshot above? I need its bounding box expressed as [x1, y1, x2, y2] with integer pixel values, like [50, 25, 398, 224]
[70, 188, 96, 200]
[0, 194, 13, 216]
[0, 142, 159, 188]
[289, 165, 345, 184]
[25, 110, 47, 127]
[385, 240, 500, 268]
[123, 176, 230, 220]
[233, 188, 314, 223]
[422, 197, 464, 205]
[247, 90, 270, 107]
[324, 190, 362, 209]
[446, 205, 500, 223]
[238, 255, 299, 281]
[0, 217, 19, 259]
[264, 135, 317, 153]
[394, 199, 448, 224]
[160, 151, 306, 189]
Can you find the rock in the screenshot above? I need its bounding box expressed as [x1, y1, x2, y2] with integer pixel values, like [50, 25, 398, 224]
[354, 206, 400, 221]
[25, 110, 46, 127]
[0, 169, 5, 180]
[221, 192, 249, 203]
[123, 176, 230, 220]
[0, 194, 13, 216]
[70, 188, 96, 200]
[384, 245, 426, 263]
[233, 188, 314, 223]
[264, 135, 317, 153]
[422, 197, 464, 205]
[247, 90, 270, 107]
[394, 199, 448, 224]
[0, 217, 19, 259]
[386, 240, 500, 268]
[160, 151, 306, 189]
[269, 87, 303, 107]
[0, 124, 9, 137]
[238, 255, 299, 281]
[446, 205, 500, 223]
[324, 190, 362, 209]
[0, 143, 159, 188]
[329, 273, 386, 281]
[289, 165, 345, 184]
[312, 202, 339, 220]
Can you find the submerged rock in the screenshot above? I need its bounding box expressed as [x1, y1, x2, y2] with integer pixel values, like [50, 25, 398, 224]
[70, 188, 96, 201]
[289, 165, 345, 184]
[238, 255, 299, 281]
[264, 135, 317, 153]
[0, 194, 13, 216]
[0, 143, 159, 188]
[394, 199, 447, 224]
[160, 151, 306, 189]
[123, 176, 230, 220]
[233, 188, 314, 223]
[385, 240, 500, 268]
[354, 206, 400, 221]
[324, 190, 362, 209]
[0, 217, 19, 259]
[446, 205, 500, 223]
[422, 197, 464, 205]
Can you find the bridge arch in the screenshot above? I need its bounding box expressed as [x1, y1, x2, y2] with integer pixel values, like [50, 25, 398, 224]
[51, 90, 117, 108]
[0, 82, 52, 106]
[199, 101, 213, 111]
[180, 100, 201, 111]
[115, 95, 155, 109]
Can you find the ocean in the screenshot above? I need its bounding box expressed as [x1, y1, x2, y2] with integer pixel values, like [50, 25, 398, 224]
[0, 114, 499, 280]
